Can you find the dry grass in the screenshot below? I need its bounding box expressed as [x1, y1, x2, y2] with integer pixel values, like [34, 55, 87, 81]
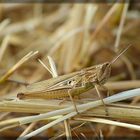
[0, 2, 140, 140]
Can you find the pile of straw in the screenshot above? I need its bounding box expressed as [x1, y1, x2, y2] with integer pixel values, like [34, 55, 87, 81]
[0, 2, 140, 139]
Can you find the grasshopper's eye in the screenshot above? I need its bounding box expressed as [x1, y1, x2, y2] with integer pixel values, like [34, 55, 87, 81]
[67, 80, 76, 86]
[68, 81, 72, 84]
[97, 62, 111, 84]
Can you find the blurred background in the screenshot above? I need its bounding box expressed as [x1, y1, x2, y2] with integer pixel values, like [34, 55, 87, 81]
[0, 3, 140, 81]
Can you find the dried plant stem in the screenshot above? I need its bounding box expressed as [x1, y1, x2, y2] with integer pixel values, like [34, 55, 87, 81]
[64, 120, 72, 140]
[74, 117, 140, 131]
[16, 88, 140, 139]
[121, 56, 136, 80]
[2, 4, 30, 11]
[0, 117, 20, 132]
[17, 112, 76, 140]
[33, 4, 43, 17]
[0, 19, 10, 32]
[0, 18, 41, 37]
[114, 0, 129, 50]
[105, 80, 140, 90]
[0, 104, 140, 133]
[0, 112, 10, 121]
[0, 35, 11, 63]
[84, 104, 140, 122]
[80, 4, 97, 60]
[50, 122, 86, 140]
[0, 51, 38, 83]
[1, 89, 140, 123]
[47, 56, 58, 77]
[38, 59, 53, 76]
[91, 2, 120, 40]
[0, 101, 140, 122]
[49, 26, 84, 55]
[18, 122, 37, 138]
[112, 0, 135, 80]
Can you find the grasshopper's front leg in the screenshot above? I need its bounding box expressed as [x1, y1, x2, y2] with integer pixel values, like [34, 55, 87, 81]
[95, 84, 109, 116]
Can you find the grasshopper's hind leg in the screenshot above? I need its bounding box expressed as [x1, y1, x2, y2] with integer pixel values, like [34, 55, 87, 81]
[95, 85, 109, 116]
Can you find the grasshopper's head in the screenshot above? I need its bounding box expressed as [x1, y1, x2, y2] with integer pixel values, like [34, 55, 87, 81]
[96, 62, 111, 84]
[96, 45, 131, 85]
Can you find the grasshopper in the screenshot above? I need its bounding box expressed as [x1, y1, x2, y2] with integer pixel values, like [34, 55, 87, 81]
[17, 46, 130, 101]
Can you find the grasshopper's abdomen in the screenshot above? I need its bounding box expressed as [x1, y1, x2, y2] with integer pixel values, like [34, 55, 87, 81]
[17, 83, 93, 100]
[17, 89, 71, 99]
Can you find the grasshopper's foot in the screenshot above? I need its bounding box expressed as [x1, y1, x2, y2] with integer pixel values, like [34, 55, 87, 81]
[59, 99, 67, 105]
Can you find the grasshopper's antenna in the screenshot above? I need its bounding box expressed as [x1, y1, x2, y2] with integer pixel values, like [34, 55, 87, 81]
[110, 44, 131, 65]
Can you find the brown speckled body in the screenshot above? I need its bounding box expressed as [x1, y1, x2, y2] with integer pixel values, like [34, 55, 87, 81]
[17, 62, 111, 100]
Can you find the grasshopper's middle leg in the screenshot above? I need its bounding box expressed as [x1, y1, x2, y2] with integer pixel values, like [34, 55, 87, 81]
[68, 89, 79, 114]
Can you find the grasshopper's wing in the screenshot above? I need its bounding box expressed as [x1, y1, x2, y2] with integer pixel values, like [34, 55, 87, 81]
[23, 64, 101, 93]
[47, 69, 98, 91]
[23, 71, 79, 93]
[46, 74, 83, 91]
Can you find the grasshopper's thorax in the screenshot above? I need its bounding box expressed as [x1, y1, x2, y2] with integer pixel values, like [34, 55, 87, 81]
[78, 62, 111, 86]
[96, 62, 111, 85]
